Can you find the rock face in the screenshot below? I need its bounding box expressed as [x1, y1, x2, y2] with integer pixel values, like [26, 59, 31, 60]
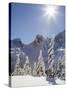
[10, 31, 65, 75]
[54, 31, 65, 51]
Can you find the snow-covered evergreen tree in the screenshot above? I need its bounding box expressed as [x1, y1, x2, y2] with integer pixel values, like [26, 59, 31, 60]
[33, 62, 37, 76]
[23, 56, 31, 75]
[57, 53, 65, 80]
[36, 50, 45, 76]
[61, 54, 65, 80]
[12, 49, 21, 75]
[12, 48, 24, 75]
[47, 38, 55, 77]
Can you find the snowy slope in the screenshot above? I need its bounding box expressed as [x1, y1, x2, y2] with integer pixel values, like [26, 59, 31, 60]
[11, 76, 65, 87]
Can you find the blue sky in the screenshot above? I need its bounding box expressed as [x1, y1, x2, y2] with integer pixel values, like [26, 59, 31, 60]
[11, 3, 65, 44]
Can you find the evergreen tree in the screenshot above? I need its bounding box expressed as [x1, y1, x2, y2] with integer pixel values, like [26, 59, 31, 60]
[47, 38, 55, 77]
[12, 48, 24, 75]
[36, 50, 45, 76]
[23, 56, 31, 75]
[57, 54, 65, 80]
[12, 50, 21, 75]
[33, 62, 37, 76]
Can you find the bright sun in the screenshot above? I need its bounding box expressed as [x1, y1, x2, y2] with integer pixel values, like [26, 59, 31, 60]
[43, 6, 58, 20]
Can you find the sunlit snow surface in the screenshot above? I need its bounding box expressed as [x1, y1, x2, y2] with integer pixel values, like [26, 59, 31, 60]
[11, 75, 65, 87]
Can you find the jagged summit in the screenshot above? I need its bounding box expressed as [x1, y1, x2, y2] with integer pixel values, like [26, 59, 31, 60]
[31, 34, 45, 48]
[11, 38, 24, 48]
[35, 34, 44, 43]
